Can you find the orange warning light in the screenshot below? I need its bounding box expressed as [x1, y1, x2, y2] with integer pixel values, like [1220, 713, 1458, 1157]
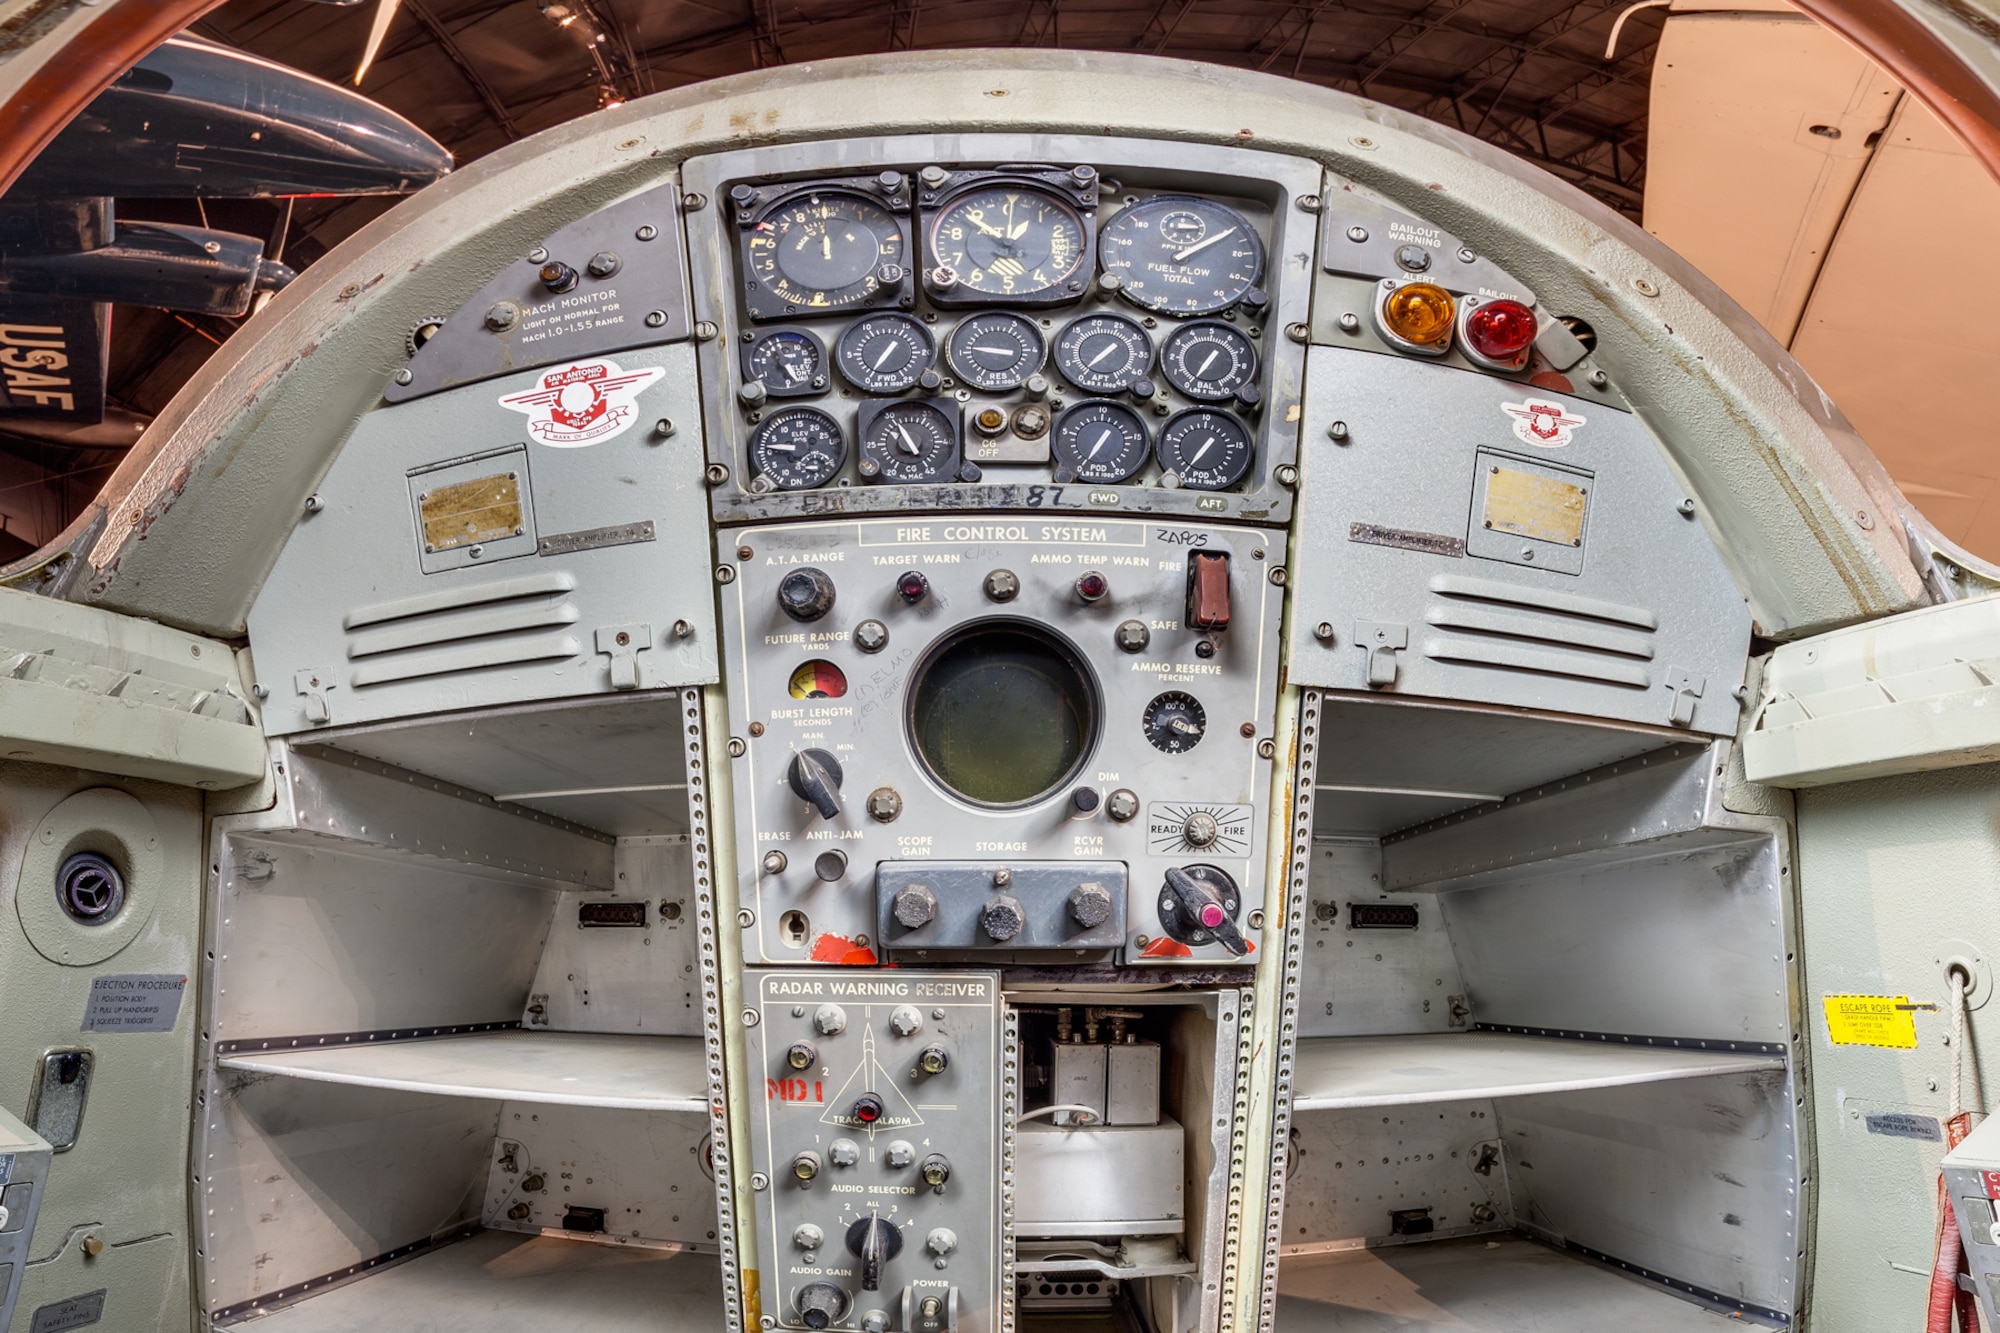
[1381, 282, 1456, 350]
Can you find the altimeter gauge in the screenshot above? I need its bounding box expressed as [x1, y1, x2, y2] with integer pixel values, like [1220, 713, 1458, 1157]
[742, 189, 908, 319]
[929, 185, 1089, 302]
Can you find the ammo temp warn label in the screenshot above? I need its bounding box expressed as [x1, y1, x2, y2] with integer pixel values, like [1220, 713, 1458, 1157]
[80, 975, 187, 1033]
[1823, 994, 1921, 1049]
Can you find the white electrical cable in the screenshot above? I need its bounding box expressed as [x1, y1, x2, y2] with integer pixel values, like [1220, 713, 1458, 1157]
[1016, 1104, 1101, 1127]
[1604, 0, 1671, 60]
[1951, 966, 1970, 1122]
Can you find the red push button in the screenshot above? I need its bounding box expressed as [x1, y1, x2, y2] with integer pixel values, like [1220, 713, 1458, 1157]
[1187, 550, 1231, 632]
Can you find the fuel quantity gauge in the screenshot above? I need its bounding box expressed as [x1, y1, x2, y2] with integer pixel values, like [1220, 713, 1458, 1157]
[1156, 409, 1252, 491]
[1051, 402, 1150, 484]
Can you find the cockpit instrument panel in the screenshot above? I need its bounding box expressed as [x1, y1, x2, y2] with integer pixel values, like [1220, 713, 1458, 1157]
[682, 134, 1320, 526]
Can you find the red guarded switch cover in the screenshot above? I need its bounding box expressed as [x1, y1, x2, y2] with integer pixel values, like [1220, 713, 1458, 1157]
[1187, 550, 1231, 632]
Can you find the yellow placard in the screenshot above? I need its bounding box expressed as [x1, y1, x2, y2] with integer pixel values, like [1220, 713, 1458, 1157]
[1823, 994, 1921, 1049]
[1485, 467, 1586, 546]
[419, 472, 523, 552]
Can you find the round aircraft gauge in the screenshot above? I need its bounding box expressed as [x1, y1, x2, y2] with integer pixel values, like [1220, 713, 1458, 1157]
[1053, 313, 1153, 393]
[860, 400, 958, 484]
[835, 313, 936, 394]
[1159, 320, 1258, 402]
[1156, 408, 1253, 491]
[946, 312, 1047, 392]
[1099, 195, 1264, 316]
[748, 406, 846, 490]
[1142, 691, 1208, 754]
[930, 186, 1088, 300]
[742, 328, 826, 397]
[745, 191, 906, 313]
[1051, 402, 1150, 484]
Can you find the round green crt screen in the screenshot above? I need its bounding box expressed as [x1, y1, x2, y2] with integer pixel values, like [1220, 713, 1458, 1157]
[908, 624, 1096, 806]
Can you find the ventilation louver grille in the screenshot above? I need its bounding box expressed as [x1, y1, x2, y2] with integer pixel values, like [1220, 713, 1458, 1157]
[343, 572, 581, 687]
[1422, 573, 1657, 689]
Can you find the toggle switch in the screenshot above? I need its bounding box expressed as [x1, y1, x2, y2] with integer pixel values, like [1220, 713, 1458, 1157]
[1186, 549, 1231, 632]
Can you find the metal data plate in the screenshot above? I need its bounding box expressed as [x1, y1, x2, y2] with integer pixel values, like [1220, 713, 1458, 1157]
[384, 184, 691, 402]
[1284, 347, 1750, 736]
[720, 518, 1284, 967]
[246, 343, 718, 735]
[745, 969, 1003, 1333]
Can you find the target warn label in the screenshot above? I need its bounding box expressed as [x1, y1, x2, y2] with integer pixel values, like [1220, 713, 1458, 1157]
[498, 358, 664, 446]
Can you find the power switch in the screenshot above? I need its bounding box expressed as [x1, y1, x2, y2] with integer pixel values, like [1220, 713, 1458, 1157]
[1186, 550, 1231, 632]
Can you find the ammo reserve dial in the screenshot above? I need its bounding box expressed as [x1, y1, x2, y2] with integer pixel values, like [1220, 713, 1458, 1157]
[859, 399, 959, 484]
[836, 313, 936, 394]
[1051, 402, 1150, 484]
[929, 186, 1088, 300]
[748, 406, 846, 490]
[1143, 691, 1208, 754]
[1156, 408, 1253, 490]
[1159, 320, 1258, 402]
[946, 312, 1046, 392]
[1100, 195, 1264, 315]
[745, 191, 907, 315]
[1053, 313, 1152, 393]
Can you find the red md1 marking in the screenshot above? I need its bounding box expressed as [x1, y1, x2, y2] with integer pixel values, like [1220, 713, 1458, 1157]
[767, 1078, 825, 1103]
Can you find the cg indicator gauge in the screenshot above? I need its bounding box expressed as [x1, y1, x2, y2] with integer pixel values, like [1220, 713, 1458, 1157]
[741, 328, 826, 398]
[1100, 195, 1264, 316]
[1142, 690, 1207, 754]
[835, 313, 936, 394]
[1053, 313, 1152, 393]
[858, 399, 959, 484]
[1159, 320, 1258, 402]
[1156, 408, 1253, 491]
[744, 191, 906, 316]
[946, 312, 1047, 392]
[930, 186, 1088, 301]
[1051, 401, 1150, 484]
[748, 406, 847, 490]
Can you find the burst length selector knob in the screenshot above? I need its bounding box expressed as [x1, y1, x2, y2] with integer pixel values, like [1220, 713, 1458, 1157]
[787, 748, 844, 820]
[796, 1281, 850, 1329]
[778, 567, 837, 622]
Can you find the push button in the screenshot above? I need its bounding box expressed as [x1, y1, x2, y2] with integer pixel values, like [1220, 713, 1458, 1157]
[1186, 550, 1230, 632]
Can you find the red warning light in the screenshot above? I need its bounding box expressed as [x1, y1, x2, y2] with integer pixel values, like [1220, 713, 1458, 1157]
[852, 1093, 884, 1123]
[1075, 571, 1108, 602]
[897, 571, 929, 603]
[1464, 299, 1537, 365]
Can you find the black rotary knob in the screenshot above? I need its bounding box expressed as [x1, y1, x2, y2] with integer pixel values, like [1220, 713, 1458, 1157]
[1068, 882, 1113, 930]
[787, 748, 845, 820]
[893, 883, 937, 929]
[845, 1214, 904, 1291]
[980, 895, 1026, 942]
[795, 1281, 850, 1329]
[777, 567, 837, 622]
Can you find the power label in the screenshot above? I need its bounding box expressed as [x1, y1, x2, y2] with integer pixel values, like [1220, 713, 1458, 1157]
[1823, 994, 1921, 1049]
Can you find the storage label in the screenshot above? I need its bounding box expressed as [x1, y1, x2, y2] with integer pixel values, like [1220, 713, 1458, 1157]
[80, 974, 187, 1033]
[1823, 994, 1921, 1049]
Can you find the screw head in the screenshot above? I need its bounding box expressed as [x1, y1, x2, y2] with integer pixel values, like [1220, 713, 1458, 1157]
[1346, 225, 1369, 243]
[636, 224, 659, 241]
[393, 368, 413, 386]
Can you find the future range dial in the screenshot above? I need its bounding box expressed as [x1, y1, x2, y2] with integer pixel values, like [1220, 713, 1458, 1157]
[1100, 195, 1264, 316]
[1053, 313, 1152, 393]
[929, 186, 1088, 301]
[1052, 402, 1150, 484]
[748, 407, 846, 490]
[744, 191, 907, 315]
[946, 312, 1046, 391]
[1159, 320, 1258, 402]
[836, 313, 936, 394]
[1157, 409, 1253, 490]
[859, 400, 959, 484]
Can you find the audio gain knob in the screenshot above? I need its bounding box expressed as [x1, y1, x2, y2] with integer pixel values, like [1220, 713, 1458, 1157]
[795, 1281, 850, 1329]
[777, 567, 837, 622]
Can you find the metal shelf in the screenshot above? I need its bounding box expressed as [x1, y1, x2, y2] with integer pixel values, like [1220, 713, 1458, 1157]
[1291, 1032, 1782, 1111]
[240, 1229, 724, 1331]
[218, 1030, 708, 1111]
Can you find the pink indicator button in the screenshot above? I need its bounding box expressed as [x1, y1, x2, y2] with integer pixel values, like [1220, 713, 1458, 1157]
[1198, 904, 1226, 929]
